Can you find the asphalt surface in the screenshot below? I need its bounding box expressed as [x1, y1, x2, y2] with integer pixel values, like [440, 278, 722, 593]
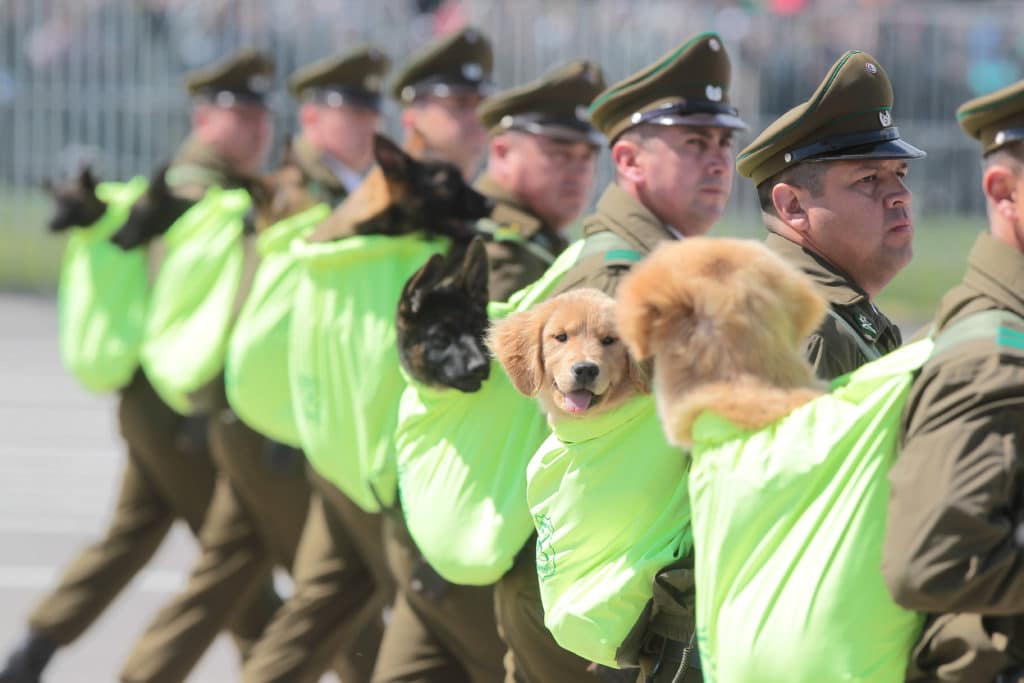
[0, 292, 249, 682]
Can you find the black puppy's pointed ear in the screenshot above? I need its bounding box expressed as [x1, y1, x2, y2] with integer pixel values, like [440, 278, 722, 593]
[151, 163, 171, 193]
[400, 253, 447, 316]
[374, 134, 413, 181]
[457, 237, 490, 301]
[79, 165, 97, 192]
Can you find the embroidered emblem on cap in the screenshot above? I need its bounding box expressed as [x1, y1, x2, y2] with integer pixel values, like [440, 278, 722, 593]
[879, 110, 892, 126]
[865, 62, 878, 75]
[575, 105, 590, 122]
[709, 37, 721, 52]
[248, 74, 271, 93]
[705, 84, 723, 102]
[462, 62, 483, 81]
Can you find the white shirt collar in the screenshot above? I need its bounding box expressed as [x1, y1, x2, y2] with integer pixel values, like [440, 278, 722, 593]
[324, 155, 365, 194]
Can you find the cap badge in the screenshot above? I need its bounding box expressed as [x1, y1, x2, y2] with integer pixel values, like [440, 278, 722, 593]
[878, 110, 892, 127]
[248, 74, 271, 94]
[500, 114, 515, 129]
[705, 84, 723, 102]
[401, 85, 416, 102]
[865, 62, 878, 75]
[709, 37, 721, 52]
[631, 112, 644, 124]
[575, 105, 590, 123]
[326, 91, 345, 107]
[462, 62, 483, 81]
[996, 131, 1008, 145]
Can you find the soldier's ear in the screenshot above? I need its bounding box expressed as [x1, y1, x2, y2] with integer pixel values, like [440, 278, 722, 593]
[771, 183, 809, 234]
[374, 134, 414, 181]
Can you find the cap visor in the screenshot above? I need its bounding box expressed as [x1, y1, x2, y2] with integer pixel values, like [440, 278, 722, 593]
[512, 121, 604, 147]
[644, 111, 749, 131]
[807, 138, 926, 162]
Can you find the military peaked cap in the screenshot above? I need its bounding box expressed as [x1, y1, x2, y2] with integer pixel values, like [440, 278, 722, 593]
[957, 79, 1024, 155]
[589, 32, 746, 144]
[391, 27, 493, 103]
[184, 48, 275, 107]
[738, 50, 925, 187]
[477, 60, 607, 146]
[289, 46, 391, 112]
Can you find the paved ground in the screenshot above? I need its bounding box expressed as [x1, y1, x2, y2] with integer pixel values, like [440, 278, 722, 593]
[0, 292, 243, 681]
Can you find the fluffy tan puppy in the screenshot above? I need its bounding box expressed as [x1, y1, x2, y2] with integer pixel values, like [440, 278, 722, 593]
[616, 237, 827, 447]
[489, 288, 646, 423]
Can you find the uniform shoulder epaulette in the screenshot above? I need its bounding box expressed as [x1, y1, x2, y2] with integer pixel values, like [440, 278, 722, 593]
[578, 230, 643, 268]
[932, 309, 1024, 358]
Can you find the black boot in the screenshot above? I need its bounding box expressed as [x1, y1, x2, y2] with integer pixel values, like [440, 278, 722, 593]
[0, 632, 57, 683]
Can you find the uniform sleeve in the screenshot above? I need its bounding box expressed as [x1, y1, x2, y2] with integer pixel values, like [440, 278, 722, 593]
[549, 254, 633, 298]
[883, 351, 1024, 615]
[804, 329, 864, 381]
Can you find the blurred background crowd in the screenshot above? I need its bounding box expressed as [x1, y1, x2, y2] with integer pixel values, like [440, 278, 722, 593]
[2, 0, 1023, 318]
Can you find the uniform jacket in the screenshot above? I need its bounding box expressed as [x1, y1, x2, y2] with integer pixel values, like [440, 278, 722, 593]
[474, 175, 566, 303]
[289, 135, 350, 208]
[766, 232, 902, 381]
[883, 232, 1024, 683]
[551, 182, 675, 298]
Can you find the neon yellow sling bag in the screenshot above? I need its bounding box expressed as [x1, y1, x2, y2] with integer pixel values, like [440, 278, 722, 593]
[394, 240, 584, 586]
[525, 393, 692, 668]
[225, 203, 330, 446]
[289, 233, 448, 513]
[139, 187, 251, 415]
[57, 177, 149, 393]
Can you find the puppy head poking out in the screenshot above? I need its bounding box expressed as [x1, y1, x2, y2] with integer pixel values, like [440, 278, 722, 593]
[397, 237, 491, 393]
[111, 164, 197, 250]
[43, 165, 107, 232]
[616, 237, 827, 447]
[307, 134, 493, 243]
[489, 288, 646, 423]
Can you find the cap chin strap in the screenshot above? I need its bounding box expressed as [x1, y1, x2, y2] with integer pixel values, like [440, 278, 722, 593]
[785, 127, 900, 164]
[992, 127, 1024, 148]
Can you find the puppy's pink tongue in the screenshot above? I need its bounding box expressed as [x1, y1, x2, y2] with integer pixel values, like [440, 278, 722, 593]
[563, 390, 593, 414]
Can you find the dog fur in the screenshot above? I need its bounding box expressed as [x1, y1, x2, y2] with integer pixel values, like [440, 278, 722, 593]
[615, 237, 827, 448]
[489, 288, 646, 424]
[397, 237, 491, 393]
[249, 139, 320, 232]
[43, 166, 107, 232]
[110, 164, 197, 250]
[306, 134, 492, 243]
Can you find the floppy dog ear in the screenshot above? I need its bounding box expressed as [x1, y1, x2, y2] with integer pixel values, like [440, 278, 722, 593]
[374, 134, 414, 181]
[487, 307, 545, 397]
[400, 254, 447, 317]
[457, 237, 490, 303]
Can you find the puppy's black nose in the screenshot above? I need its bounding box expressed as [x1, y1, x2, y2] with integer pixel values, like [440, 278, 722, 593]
[571, 362, 599, 383]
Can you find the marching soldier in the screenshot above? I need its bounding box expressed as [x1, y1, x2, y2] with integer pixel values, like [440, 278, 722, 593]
[884, 79, 1024, 683]
[116, 47, 391, 683]
[371, 59, 606, 683]
[738, 49, 926, 380]
[0, 49, 281, 683]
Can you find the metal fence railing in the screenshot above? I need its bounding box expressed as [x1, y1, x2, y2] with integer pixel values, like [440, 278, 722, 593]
[2, 0, 1023, 264]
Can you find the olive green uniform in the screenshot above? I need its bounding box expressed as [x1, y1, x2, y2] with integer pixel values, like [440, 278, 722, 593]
[118, 133, 374, 683]
[27, 137, 280, 670]
[765, 232, 902, 381]
[881, 233, 1024, 682]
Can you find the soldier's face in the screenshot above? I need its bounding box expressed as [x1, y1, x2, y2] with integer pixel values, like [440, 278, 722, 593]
[624, 125, 734, 236]
[801, 159, 913, 295]
[493, 132, 598, 230]
[195, 103, 273, 174]
[301, 103, 381, 172]
[406, 93, 488, 177]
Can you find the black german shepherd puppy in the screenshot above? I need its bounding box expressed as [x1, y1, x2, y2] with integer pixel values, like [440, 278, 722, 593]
[110, 164, 197, 250]
[43, 166, 107, 232]
[397, 237, 492, 393]
[308, 134, 493, 243]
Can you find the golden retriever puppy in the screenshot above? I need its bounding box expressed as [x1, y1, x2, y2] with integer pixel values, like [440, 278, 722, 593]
[489, 288, 646, 423]
[616, 237, 827, 448]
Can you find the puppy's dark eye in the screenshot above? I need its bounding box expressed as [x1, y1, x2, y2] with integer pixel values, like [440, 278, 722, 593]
[600, 336, 617, 346]
[554, 332, 568, 343]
